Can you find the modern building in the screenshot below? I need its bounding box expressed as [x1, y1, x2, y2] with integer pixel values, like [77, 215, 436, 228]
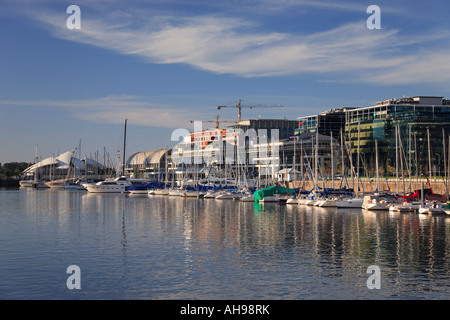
[157, 95, 450, 189]
[126, 149, 172, 180]
[21, 150, 111, 181]
[295, 107, 351, 138]
[344, 96, 450, 178]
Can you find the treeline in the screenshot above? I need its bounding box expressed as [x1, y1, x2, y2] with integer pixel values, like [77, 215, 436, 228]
[0, 162, 31, 177]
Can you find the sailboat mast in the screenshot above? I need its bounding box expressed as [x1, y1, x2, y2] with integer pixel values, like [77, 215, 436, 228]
[357, 121, 360, 195]
[396, 125, 399, 195]
[331, 131, 334, 190]
[123, 119, 127, 176]
[375, 139, 379, 191]
[315, 130, 318, 190]
[427, 127, 431, 183]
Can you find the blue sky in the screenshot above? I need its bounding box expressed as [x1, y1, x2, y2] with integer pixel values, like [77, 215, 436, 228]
[1, 0, 450, 164]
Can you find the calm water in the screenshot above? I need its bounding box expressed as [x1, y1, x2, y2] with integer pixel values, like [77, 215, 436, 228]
[0, 188, 449, 300]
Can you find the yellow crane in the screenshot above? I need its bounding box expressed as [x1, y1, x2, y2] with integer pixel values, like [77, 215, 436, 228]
[217, 99, 284, 122]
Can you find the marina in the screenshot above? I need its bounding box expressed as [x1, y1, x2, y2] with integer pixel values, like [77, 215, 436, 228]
[0, 187, 448, 300]
[6, 106, 450, 300]
[3, 0, 450, 305]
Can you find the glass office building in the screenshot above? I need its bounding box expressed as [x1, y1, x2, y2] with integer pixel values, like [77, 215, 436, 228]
[344, 96, 450, 178]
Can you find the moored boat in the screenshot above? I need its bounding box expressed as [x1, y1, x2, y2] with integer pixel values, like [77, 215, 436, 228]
[83, 176, 131, 193]
[362, 194, 399, 210]
[418, 201, 446, 214]
[336, 197, 363, 208]
[389, 200, 422, 213]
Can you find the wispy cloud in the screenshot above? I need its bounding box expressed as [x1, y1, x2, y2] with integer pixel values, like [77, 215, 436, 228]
[17, 1, 450, 85]
[0, 95, 203, 128]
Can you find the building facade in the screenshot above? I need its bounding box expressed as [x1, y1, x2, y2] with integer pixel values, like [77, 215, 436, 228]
[344, 96, 450, 178]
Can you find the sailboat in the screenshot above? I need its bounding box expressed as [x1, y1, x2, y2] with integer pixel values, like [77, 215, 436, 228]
[336, 124, 363, 208]
[84, 119, 131, 193]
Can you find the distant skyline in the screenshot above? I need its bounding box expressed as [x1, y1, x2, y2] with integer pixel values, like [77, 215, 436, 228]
[1, 0, 450, 164]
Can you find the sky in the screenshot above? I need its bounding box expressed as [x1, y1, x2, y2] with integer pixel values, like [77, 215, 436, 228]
[1, 0, 450, 165]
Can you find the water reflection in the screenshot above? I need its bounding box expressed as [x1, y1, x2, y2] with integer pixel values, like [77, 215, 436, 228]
[5, 190, 450, 299]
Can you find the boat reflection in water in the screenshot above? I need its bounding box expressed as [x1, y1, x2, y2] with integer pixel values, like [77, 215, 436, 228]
[3, 189, 449, 300]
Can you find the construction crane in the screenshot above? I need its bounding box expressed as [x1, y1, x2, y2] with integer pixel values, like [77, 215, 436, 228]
[189, 115, 238, 129]
[217, 99, 284, 122]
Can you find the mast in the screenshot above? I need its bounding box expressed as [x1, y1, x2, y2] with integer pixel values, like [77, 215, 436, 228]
[293, 134, 296, 187]
[123, 119, 127, 176]
[408, 125, 412, 192]
[443, 129, 447, 196]
[34, 144, 38, 183]
[427, 127, 431, 183]
[396, 124, 399, 195]
[357, 121, 360, 195]
[375, 139, 380, 192]
[448, 135, 450, 199]
[331, 131, 334, 190]
[300, 138, 304, 188]
[340, 128, 345, 184]
[399, 126, 405, 195]
[315, 130, 319, 190]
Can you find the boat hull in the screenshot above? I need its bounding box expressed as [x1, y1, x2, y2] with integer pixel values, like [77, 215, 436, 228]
[337, 198, 363, 208]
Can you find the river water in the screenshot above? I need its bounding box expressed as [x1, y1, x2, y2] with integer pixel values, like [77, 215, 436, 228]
[0, 188, 448, 300]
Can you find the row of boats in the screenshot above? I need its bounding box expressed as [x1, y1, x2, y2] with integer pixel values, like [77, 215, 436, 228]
[21, 175, 450, 215]
[141, 184, 450, 215]
[286, 192, 450, 215]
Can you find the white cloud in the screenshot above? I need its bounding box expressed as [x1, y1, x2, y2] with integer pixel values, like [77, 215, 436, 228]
[0, 95, 202, 129]
[26, 2, 450, 85]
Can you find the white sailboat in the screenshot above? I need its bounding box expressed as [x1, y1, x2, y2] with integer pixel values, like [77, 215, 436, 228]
[317, 197, 338, 207]
[84, 120, 130, 193]
[362, 194, 398, 210]
[20, 145, 49, 189]
[336, 197, 363, 208]
[418, 201, 446, 214]
[389, 200, 422, 213]
[286, 197, 298, 204]
[240, 193, 255, 202]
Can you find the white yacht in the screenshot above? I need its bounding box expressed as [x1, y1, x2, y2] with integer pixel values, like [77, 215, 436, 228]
[215, 191, 235, 199]
[418, 201, 446, 214]
[240, 194, 255, 202]
[203, 190, 218, 198]
[317, 198, 338, 207]
[168, 188, 185, 196]
[151, 189, 169, 196]
[336, 197, 364, 208]
[286, 198, 298, 204]
[83, 176, 131, 193]
[258, 195, 281, 203]
[362, 194, 398, 210]
[181, 190, 205, 198]
[389, 201, 422, 213]
[19, 180, 35, 188]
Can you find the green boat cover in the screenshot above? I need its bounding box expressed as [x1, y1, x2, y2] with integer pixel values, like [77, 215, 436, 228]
[253, 186, 295, 202]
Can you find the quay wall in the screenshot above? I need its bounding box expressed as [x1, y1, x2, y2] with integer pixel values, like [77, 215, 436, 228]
[0, 178, 19, 187]
[287, 178, 449, 195]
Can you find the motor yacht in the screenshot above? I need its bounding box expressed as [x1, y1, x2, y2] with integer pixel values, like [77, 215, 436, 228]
[83, 176, 131, 193]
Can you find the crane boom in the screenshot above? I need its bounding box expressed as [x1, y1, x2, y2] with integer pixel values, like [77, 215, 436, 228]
[189, 115, 237, 129]
[217, 99, 283, 122]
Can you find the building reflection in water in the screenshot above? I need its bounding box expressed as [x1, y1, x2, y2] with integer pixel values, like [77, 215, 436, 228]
[21, 191, 449, 298]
